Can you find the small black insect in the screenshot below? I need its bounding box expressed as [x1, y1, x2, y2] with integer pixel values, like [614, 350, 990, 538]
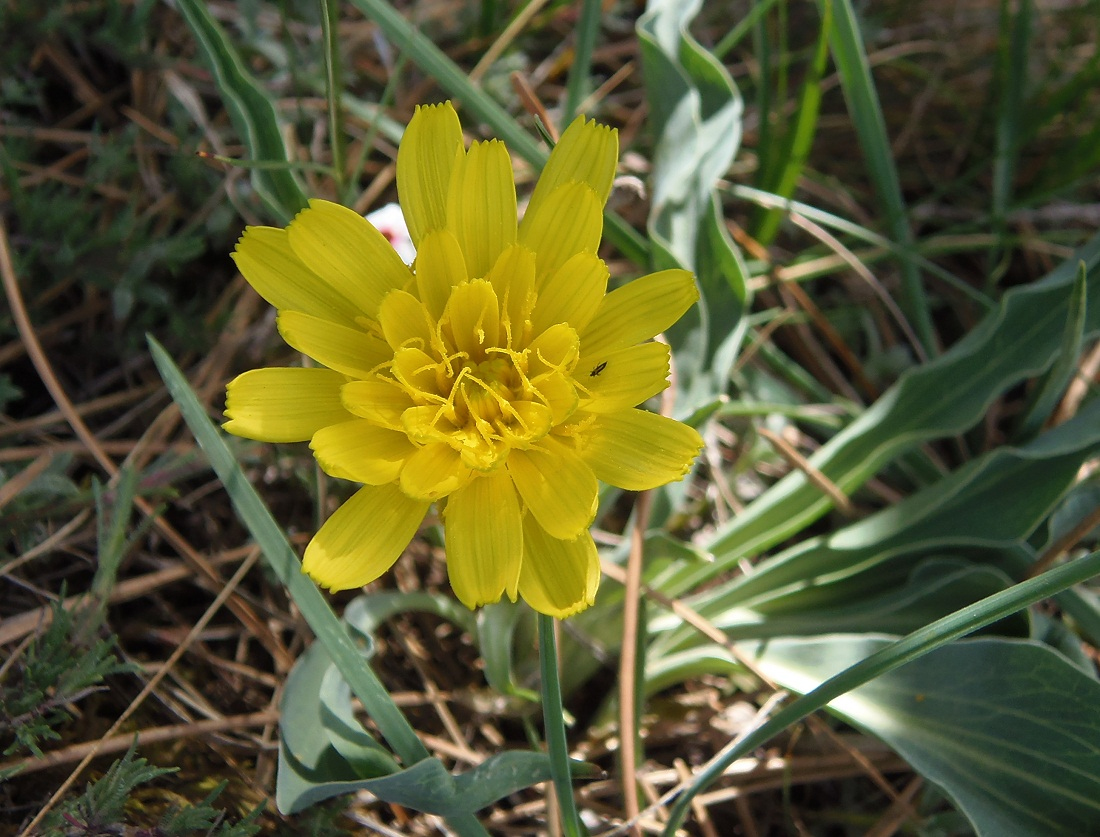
[589, 361, 608, 377]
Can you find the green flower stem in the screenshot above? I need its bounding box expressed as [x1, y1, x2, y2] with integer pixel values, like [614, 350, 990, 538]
[660, 548, 1100, 835]
[539, 613, 585, 837]
[149, 338, 487, 837]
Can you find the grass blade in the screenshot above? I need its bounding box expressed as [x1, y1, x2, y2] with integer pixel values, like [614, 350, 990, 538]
[148, 337, 426, 762]
[319, 0, 347, 194]
[563, 0, 603, 123]
[149, 336, 490, 834]
[175, 0, 307, 222]
[823, 0, 935, 354]
[754, 0, 831, 245]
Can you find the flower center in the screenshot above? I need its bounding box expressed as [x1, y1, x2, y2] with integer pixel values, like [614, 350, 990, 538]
[377, 282, 580, 472]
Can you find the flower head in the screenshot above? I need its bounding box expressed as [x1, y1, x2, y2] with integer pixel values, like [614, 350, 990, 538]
[224, 102, 703, 617]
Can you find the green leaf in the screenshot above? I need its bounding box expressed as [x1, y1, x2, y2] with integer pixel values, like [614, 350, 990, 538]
[279, 747, 598, 816]
[659, 550, 1100, 833]
[753, 0, 831, 245]
[477, 601, 538, 702]
[1015, 260, 1088, 440]
[992, 0, 1031, 252]
[319, 665, 401, 779]
[563, 0, 603, 123]
[753, 636, 1100, 836]
[637, 0, 751, 412]
[672, 395, 1100, 642]
[823, 0, 933, 353]
[149, 337, 429, 764]
[175, 0, 307, 222]
[275, 620, 396, 813]
[695, 233, 1100, 583]
[343, 591, 476, 641]
[280, 639, 349, 771]
[644, 558, 1028, 693]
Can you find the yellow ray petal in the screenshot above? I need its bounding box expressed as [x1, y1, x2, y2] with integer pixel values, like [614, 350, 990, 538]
[400, 442, 474, 500]
[579, 409, 703, 490]
[392, 347, 443, 397]
[310, 419, 415, 485]
[446, 139, 518, 280]
[528, 373, 578, 426]
[224, 367, 350, 442]
[287, 200, 412, 319]
[342, 379, 415, 430]
[397, 102, 464, 245]
[506, 438, 596, 540]
[414, 229, 467, 320]
[518, 182, 602, 287]
[401, 404, 459, 446]
[232, 226, 359, 326]
[578, 341, 670, 413]
[277, 311, 391, 379]
[378, 290, 435, 353]
[484, 244, 537, 340]
[518, 516, 599, 618]
[579, 269, 698, 360]
[444, 279, 500, 359]
[303, 483, 429, 591]
[499, 400, 555, 447]
[443, 472, 523, 609]
[530, 252, 608, 336]
[524, 115, 617, 224]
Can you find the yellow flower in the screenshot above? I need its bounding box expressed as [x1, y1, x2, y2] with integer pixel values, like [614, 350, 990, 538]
[224, 102, 703, 618]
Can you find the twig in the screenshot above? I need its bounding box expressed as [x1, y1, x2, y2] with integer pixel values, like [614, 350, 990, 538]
[756, 426, 855, 516]
[0, 710, 279, 777]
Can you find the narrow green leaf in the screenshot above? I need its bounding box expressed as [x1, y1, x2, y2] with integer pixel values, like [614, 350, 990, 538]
[319, 0, 347, 194]
[149, 337, 426, 764]
[343, 591, 476, 640]
[175, 0, 307, 222]
[754, 0, 831, 245]
[320, 664, 405, 777]
[650, 560, 1025, 655]
[478, 601, 538, 702]
[660, 549, 1100, 833]
[698, 395, 1100, 612]
[280, 744, 597, 817]
[755, 637, 1100, 836]
[692, 233, 1100, 584]
[637, 0, 752, 413]
[92, 467, 139, 604]
[992, 0, 1031, 252]
[714, 0, 782, 59]
[563, 0, 603, 123]
[1015, 260, 1088, 440]
[823, 0, 934, 354]
[150, 337, 489, 835]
